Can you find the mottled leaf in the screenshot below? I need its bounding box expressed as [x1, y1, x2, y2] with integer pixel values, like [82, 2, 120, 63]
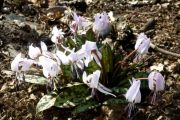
[19, 74, 49, 85]
[54, 82, 90, 108]
[36, 95, 57, 113]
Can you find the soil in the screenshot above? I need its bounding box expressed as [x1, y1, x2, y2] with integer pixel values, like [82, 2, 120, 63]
[0, 0, 180, 120]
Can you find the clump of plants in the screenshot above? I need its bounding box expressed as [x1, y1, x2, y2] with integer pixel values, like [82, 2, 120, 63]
[11, 11, 166, 118]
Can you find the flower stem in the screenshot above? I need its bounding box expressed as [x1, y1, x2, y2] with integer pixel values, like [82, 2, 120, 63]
[136, 78, 148, 80]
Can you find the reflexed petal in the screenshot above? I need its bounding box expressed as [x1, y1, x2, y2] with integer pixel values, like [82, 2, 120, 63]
[51, 35, 58, 44]
[90, 70, 100, 88]
[135, 33, 150, 54]
[99, 83, 112, 92]
[125, 78, 141, 103]
[76, 60, 84, 70]
[56, 50, 70, 65]
[11, 53, 22, 72]
[19, 59, 34, 71]
[41, 41, 48, 52]
[98, 86, 116, 97]
[52, 26, 59, 35]
[28, 44, 41, 59]
[38, 56, 60, 78]
[84, 41, 97, 51]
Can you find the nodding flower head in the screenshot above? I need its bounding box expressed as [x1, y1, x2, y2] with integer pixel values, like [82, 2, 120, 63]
[11, 53, 34, 72]
[125, 78, 141, 118]
[148, 71, 165, 92]
[125, 78, 141, 103]
[83, 70, 116, 97]
[93, 12, 111, 37]
[28, 44, 41, 59]
[38, 56, 60, 79]
[51, 26, 65, 44]
[78, 41, 102, 67]
[148, 71, 165, 104]
[71, 12, 89, 32]
[134, 33, 150, 62]
[135, 33, 150, 54]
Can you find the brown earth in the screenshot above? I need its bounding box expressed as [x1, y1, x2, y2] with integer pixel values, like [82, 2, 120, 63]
[0, 0, 179, 120]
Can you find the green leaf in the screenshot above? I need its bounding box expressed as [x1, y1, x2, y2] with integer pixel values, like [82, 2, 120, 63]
[74, 35, 86, 49]
[103, 97, 126, 105]
[22, 74, 49, 85]
[85, 60, 100, 74]
[36, 95, 57, 113]
[65, 36, 76, 48]
[72, 98, 101, 115]
[54, 82, 90, 108]
[101, 44, 113, 73]
[85, 29, 96, 41]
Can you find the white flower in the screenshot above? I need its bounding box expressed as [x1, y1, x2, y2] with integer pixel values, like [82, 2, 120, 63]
[38, 56, 60, 78]
[11, 53, 23, 72]
[83, 70, 116, 97]
[134, 33, 150, 62]
[148, 71, 165, 104]
[78, 41, 102, 67]
[93, 12, 111, 37]
[125, 78, 141, 103]
[68, 52, 84, 70]
[28, 44, 41, 59]
[70, 20, 78, 33]
[72, 12, 89, 29]
[51, 26, 65, 44]
[135, 33, 150, 54]
[148, 71, 165, 92]
[11, 53, 33, 72]
[56, 50, 70, 65]
[40, 41, 54, 58]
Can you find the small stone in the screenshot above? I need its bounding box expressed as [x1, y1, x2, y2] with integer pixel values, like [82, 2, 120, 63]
[164, 60, 169, 65]
[161, 3, 170, 8]
[30, 94, 36, 100]
[150, 63, 164, 72]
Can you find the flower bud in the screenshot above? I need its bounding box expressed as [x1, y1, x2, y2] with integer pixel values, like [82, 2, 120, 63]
[148, 71, 165, 92]
[93, 12, 111, 37]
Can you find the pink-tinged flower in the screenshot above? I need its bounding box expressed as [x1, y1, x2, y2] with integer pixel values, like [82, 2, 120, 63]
[68, 52, 84, 70]
[51, 26, 65, 44]
[83, 70, 116, 97]
[125, 78, 141, 117]
[72, 12, 89, 30]
[134, 33, 150, 62]
[38, 56, 60, 79]
[148, 71, 165, 104]
[11, 53, 33, 72]
[78, 41, 102, 67]
[93, 12, 111, 37]
[28, 44, 41, 59]
[18, 58, 34, 72]
[70, 20, 78, 33]
[148, 71, 165, 91]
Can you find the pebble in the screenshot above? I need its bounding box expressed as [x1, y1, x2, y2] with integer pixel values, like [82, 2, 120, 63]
[2, 7, 11, 13]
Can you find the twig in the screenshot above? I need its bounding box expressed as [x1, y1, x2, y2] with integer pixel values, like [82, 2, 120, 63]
[150, 43, 180, 58]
